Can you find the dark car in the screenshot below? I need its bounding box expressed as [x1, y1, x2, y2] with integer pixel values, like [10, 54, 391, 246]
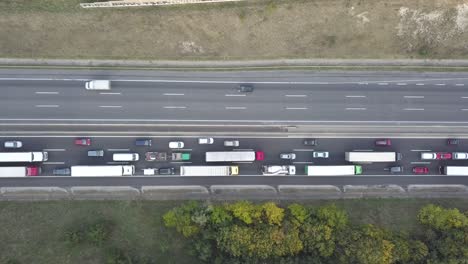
[413, 167, 429, 174]
[159, 167, 175, 175]
[53, 167, 71, 175]
[135, 139, 152, 146]
[303, 139, 317, 146]
[75, 138, 91, 146]
[88, 150, 104, 157]
[447, 139, 459, 145]
[375, 139, 392, 146]
[237, 84, 254, 93]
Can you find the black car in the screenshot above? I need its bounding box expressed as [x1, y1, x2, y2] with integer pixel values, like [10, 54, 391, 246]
[237, 84, 254, 93]
[159, 167, 175, 175]
[447, 139, 459, 145]
[53, 167, 71, 175]
[303, 139, 317, 146]
[135, 139, 152, 146]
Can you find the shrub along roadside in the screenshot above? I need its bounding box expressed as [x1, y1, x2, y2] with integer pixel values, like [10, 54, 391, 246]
[163, 201, 468, 263]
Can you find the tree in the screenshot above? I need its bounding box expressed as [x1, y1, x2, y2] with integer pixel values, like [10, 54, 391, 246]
[226, 201, 261, 225]
[210, 205, 233, 226]
[262, 202, 285, 226]
[316, 204, 348, 229]
[418, 204, 468, 231]
[163, 201, 200, 237]
[287, 203, 309, 227]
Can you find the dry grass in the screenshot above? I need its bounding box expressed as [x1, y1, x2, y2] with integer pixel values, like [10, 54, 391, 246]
[0, 0, 468, 60]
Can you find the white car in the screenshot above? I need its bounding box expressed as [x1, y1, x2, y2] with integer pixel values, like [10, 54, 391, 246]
[313, 151, 329, 158]
[4, 141, 22, 148]
[198, 138, 214, 144]
[169, 141, 184, 149]
[452, 152, 468, 160]
[224, 140, 239, 147]
[420, 152, 437, 160]
[262, 165, 296, 176]
[280, 153, 296, 160]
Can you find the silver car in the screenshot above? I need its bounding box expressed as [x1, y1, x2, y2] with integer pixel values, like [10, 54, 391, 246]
[4, 141, 22, 148]
[313, 151, 329, 158]
[280, 153, 296, 160]
[453, 152, 468, 160]
[224, 140, 239, 147]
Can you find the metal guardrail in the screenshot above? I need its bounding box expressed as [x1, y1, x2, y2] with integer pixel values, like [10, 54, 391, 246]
[80, 0, 243, 8]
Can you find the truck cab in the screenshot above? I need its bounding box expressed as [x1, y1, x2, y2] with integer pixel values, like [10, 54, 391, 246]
[262, 165, 296, 176]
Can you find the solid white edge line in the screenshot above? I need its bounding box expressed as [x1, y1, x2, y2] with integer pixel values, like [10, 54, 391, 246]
[285, 95, 307, 97]
[293, 149, 314, 151]
[346, 108, 367, 110]
[163, 106, 186, 109]
[411, 161, 431, 164]
[286, 107, 308, 110]
[35, 92, 59, 94]
[99, 105, 122, 108]
[163, 93, 185, 96]
[345, 95, 366, 98]
[107, 149, 130, 151]
[225, 94, 246, 97]
[403, 96, 425, 98]
[43, 162, 65, 165]
[225, 107, 247, 110]
[43, 149, 66, 151]
[99, 92, 121, 95]
[404, 108, 424, 111]
[353, 149, 373, 151]
[411, 150, 431, 152]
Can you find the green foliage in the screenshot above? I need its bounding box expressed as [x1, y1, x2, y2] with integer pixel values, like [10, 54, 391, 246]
[288, 203, 309, 226]
[418, 204, 468, 230]
[226, 201, 261, 225]
[262, 202, 285, 226]
[210, 206, 233, 226]
[163, 201, 200, 237]
[64, 218, 114, 247]
[316, 204, 348, 229]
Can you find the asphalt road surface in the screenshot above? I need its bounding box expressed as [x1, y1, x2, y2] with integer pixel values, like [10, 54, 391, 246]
[1, 69, 468, 125]
[0, 136, 467, 177]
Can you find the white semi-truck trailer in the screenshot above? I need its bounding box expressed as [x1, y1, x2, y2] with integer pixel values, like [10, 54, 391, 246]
[71, 165, 135, 176]
[205, 151, 264, 162]
[0, 166, 41, 177]
[0, 152, 48, 162]
[441, 166, 468, 176]
[305, 165, 362, 176]
[345, 152, 401, 163]
[180, 166, 239, 176]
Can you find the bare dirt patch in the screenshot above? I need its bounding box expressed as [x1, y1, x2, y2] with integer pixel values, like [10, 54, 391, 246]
[1, 0, 468, 60]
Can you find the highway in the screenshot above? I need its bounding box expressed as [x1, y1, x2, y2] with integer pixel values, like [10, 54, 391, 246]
[1, 69, 468, 125]
[0, 136, 467, 177]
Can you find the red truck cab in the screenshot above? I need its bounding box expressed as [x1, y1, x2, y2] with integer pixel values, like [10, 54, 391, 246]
[26, 166, 41, 176]
[255, 151, 265, 161]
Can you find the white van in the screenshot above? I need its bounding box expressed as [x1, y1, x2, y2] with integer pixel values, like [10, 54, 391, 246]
[113, 153, 139, 162]
[85, 80, 111, 90]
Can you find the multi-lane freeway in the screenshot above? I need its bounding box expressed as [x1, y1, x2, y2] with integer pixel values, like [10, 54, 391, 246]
[1, 69, 468, 188]
[1, 69, 468, 126]
[0, 135, 468, 176]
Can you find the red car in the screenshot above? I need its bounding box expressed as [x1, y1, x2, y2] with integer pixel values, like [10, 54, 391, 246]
[436, 152, 452, 160]
[75, 138, 91, 146]
[375, 139, 391, 146]
[413, 167, 429, 174]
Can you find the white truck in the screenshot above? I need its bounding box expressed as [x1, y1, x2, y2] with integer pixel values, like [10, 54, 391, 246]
[345, 152, 402, 163]
[71, 165, 135, 176]
[441, 166, 468, 176]
[305, 165, 362, 176]
[180, 166, 239, 176]
[262, 165, 296, 176]
[85, 80, 111, 90]
[205, 151, 264, 162]
[0, 151, 48, 163]
[0, 166, 41, 177]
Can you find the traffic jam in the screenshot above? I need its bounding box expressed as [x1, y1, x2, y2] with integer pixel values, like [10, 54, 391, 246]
[0, 137, 467, 177]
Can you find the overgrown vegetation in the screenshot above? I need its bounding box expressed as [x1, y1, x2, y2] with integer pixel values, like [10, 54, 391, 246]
[164, 201, 468, 263]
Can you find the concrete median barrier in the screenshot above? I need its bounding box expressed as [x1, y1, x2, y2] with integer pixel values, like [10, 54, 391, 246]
[278, 185, 341, 199]
[0, 187, 69, 200]
[343, 185, 406, 198]
[407, 184, 468, 198]
[70, 186, 140, 200]
[210, 185, 277, 199]
[141, 185, 209, 200]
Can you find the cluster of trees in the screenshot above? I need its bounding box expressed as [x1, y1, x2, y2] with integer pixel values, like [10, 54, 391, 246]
[163, 201, 468, 263]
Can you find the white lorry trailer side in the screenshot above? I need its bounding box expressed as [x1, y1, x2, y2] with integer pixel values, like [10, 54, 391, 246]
[0, 152, 48, 162]
[345, 152, 401, 163]
[71, 165, 135, 176]
[206, 151, 256, 162]
[442, 166, 468, 176]
[180, 166, 239, 176]
[0, 166, 40, 177]
[305, 165, 362, 176]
